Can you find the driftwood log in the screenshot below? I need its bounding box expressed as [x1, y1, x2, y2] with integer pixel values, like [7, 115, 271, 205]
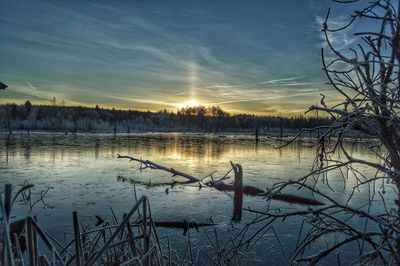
[117, 155, 199, 183]
[117, 154, 264, 196]
[117, 154, 326, 207]
[268, 193, 325, 206]
[153, 220, 215, 235]
[117, 155, 252, 221]
[94, 214, 216, 236]
[207, 180, 264, 196]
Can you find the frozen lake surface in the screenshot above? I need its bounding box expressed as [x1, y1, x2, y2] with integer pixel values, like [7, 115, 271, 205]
[0, 133, 394, 265]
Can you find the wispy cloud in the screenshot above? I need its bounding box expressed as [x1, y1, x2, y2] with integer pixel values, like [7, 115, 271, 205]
[261, 76, 304, 84]
[1, 82, 55, 102]
[107, 95, 178, 107]
[205, 90, 320, 106]
[204, 76, 306, 89]
[26, 81, 38, 91]
[0, 1, 339, 114]
[314, 15, 356, 50]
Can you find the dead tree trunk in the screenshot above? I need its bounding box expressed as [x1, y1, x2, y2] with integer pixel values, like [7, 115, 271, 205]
[231, 162, 243, 221]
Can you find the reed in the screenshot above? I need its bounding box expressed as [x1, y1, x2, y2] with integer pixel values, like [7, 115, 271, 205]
[0, 183, 268, 265]
[0, 184, 168, 265]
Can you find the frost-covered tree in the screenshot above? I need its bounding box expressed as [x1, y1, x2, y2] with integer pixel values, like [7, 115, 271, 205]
[248, 0, 400, 264]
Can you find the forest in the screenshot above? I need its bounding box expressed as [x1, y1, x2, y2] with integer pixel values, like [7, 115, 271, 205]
[0, 101, 332, 134]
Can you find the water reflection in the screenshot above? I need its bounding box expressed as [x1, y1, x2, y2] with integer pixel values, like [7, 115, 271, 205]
[1, 133, 296, 164]
[0, 133, 389, 265]
[0, 132, 382, 198]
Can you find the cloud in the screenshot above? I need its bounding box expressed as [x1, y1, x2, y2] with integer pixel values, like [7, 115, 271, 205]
[204, 76, 306, 89]
[261, 76, 304, 84]
[1, 82, 50, 102]
[106, 95, 178, 107]
[284, 82, 319, 86]
[0, 1, 334, 115]
[205, 90, 320, 106]
[26, 81, 38, 91]
[314, 15, 357, 50]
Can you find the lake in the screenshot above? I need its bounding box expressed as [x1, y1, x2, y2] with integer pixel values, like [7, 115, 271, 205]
[0, 133, 394, 265]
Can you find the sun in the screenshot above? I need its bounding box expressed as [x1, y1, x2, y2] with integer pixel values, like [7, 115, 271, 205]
[176, 99, 200, 108]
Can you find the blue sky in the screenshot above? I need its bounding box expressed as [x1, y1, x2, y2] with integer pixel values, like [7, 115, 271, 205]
[0, 0, 366, 115]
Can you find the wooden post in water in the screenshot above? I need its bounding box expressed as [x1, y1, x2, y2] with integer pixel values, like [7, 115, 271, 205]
[143, 197, 150, 265]
[316, 103, 320, 140]
[26, 217, 36, 266]
[6, 104, 12, 135]
[255, 128, 259, 142]
[73, 211, 84, 266]
[2, 184, 13, 265]
[231, 162, 243, 221]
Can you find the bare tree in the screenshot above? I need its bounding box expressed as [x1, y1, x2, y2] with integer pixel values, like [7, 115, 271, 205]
[246, 0, 400, 264]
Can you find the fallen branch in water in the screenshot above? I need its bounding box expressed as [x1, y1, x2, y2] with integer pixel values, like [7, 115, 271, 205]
[94, 213, 216, 236]
[117, 154, 265, 196]
[266, 193, 325, 206]
[208, 180, 264, 196]
[117, 154, 327, 206]
[117, 154, 199, 182]
[117, 175, 198, 188]
[153, 220, 216, 235]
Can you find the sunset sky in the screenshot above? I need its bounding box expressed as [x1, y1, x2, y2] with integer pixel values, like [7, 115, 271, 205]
[0, 0, 366, 115]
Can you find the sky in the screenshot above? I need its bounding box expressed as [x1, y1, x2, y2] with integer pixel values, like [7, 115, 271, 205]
[0, 0, 369, 115]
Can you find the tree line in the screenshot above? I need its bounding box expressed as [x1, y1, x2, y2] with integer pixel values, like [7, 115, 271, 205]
[0, 101, 332, 134]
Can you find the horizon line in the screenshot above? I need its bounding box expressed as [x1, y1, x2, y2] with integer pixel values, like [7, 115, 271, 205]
[0, 100, 328, 119]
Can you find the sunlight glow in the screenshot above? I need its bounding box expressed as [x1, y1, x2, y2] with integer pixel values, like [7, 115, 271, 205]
[176, 99, 200, 109]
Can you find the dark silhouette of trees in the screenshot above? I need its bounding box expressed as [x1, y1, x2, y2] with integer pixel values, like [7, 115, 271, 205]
[0, 103, 332, 134]
[177, 105, 229, 117]
[10, 103, 17, 120]
[24, 100, 32, 114]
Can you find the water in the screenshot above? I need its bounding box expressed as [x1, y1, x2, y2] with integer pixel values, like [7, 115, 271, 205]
[0, 133, 395, 264]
